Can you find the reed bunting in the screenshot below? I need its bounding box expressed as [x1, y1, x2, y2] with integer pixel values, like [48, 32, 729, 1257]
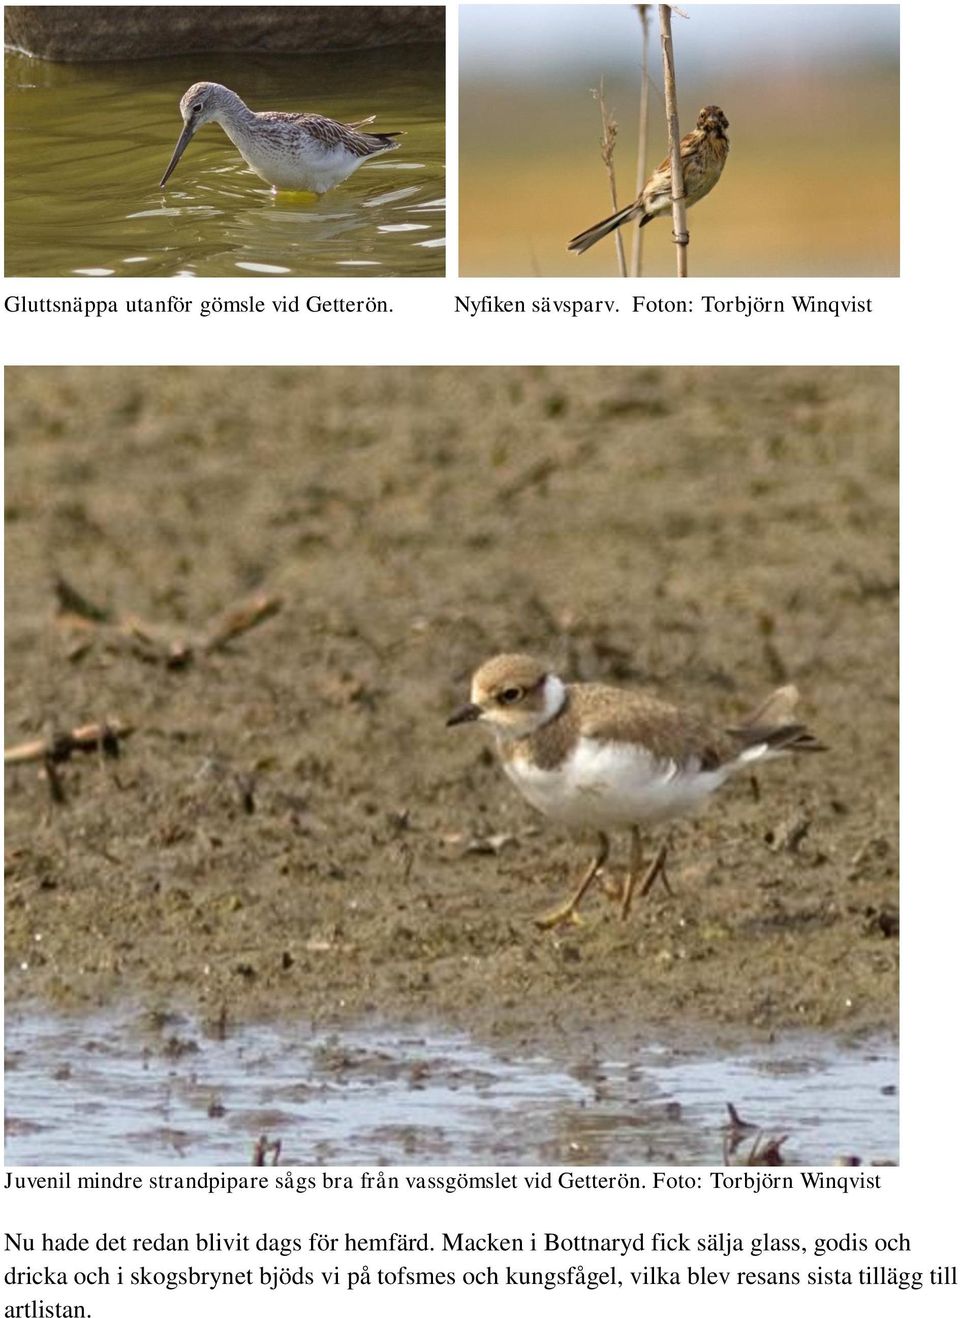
[568, 105, 729, 255]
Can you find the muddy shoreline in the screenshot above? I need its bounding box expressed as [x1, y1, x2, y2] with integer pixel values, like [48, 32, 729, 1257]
[5, 367, 899, 1068]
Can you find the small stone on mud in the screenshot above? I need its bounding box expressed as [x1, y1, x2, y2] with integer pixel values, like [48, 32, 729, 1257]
[863, 907, 898, 938]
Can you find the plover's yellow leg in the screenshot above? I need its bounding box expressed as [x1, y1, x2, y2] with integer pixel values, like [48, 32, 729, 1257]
[535, 832, 610, 930]
[620, 830, 671, 919]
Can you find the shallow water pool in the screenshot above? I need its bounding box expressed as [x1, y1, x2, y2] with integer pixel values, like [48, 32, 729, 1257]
[5, 1010, 897, 1166]
[4, 45, 445, 277]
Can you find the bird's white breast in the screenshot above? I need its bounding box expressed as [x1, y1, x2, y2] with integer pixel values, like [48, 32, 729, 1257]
[503, 737, 729, 830]
[224, 124, 362, 192]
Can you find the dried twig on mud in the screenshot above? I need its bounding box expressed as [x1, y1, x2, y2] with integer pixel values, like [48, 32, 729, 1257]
[53, 575, 283, 669]
[252, 1136, 282, 1166]
[723, 1103, 884, 1168]
[53, 575, 112, 623]
[723, 1100, 758, 1155]
[201, 594, 284, 654]
[593, 79, 627, 277]
[5, 719, 134, 767]
[722, 1103, 788, 1165]
[5, 719, 135, 806]
[496, 438, 596, 504]
[743, 1133, 789, 1166]
[498, 456, 558, 502]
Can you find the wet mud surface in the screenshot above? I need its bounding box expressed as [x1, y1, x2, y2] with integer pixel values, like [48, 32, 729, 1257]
[5, 367, 898, 1081]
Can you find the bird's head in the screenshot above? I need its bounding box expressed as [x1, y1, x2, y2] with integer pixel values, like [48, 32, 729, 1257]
[160, 82, 237, 187]
[697, 105, 729, 137]
[446, 654, 567, 739]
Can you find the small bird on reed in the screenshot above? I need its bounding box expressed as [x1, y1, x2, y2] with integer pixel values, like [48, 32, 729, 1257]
[568, 105, 729, 255]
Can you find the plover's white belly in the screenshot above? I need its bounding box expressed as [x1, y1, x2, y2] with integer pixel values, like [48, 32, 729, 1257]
[504, 738, 728, 830]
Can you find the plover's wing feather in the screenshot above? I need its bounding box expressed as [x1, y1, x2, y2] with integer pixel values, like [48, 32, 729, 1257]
[571, 685, 728, 771]
[728, 719, 825, 756]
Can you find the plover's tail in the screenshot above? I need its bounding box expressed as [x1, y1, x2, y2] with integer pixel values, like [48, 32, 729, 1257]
[728, 685, 826, 761]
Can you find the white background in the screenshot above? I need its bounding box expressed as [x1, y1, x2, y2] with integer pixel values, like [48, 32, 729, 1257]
[3, 0, 953, 1313]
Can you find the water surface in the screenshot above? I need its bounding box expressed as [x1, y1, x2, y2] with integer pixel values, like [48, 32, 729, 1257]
[5, 46, 445, 277]
[5, 1010, 897, 1166]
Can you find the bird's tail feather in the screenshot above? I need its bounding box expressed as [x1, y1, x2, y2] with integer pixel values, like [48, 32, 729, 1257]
[568, 201, 648, 254]
[728, 685, 826, 757]
[356, 130, 403, 154]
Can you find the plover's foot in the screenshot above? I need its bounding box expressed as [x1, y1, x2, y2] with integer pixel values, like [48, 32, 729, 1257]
[534, 900, 584, 931]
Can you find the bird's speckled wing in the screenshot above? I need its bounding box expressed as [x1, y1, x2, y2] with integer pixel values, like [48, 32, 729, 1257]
[646, 129, 707, 185]
[260, 110, 400, 158]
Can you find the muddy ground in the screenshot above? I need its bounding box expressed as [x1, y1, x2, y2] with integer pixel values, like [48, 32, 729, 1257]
[5, 366, 898, 1062]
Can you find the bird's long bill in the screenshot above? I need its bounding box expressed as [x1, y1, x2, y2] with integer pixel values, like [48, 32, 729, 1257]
[446, 703, 481, 727]
[159, 119, 197, 187]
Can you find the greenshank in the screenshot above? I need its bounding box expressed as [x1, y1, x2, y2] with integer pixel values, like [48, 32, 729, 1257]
[159, 82, 401, 194]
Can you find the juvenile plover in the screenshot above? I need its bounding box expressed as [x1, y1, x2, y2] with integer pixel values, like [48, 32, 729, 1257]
[447, 653, 824, 929]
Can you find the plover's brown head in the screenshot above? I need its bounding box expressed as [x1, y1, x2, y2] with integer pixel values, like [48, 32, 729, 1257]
[446, 653, 566, 739]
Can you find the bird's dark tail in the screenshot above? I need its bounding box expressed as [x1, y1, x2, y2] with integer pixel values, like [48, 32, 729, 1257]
[728, 685, 826, 756]
[568, 201, 650, 254]
[353, 129, 403, 157]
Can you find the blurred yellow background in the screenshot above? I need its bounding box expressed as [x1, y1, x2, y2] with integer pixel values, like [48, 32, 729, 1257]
[460, 4, 899, 277]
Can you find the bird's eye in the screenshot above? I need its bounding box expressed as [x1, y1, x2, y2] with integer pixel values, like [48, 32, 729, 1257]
[498, 687, 523, 706]
[192, 101, 204, 114]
